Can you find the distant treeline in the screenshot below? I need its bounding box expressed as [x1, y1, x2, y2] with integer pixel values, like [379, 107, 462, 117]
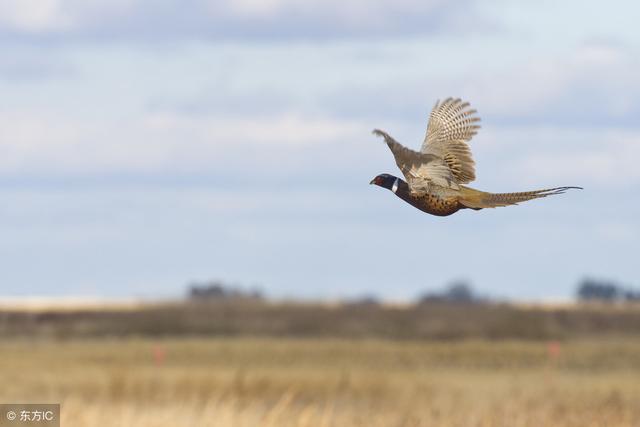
[2, 298, 640, 341]
[2, 278, 638, 341]
[576, 278, 640, 302]
[189, 278, 640, 305]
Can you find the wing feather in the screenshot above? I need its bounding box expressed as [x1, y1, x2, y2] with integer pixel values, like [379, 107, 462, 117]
[421, 98, 481, 184]
[372, 129, 459, 194]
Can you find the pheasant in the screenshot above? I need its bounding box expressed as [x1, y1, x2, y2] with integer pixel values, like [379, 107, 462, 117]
[370, 98, 581, 216]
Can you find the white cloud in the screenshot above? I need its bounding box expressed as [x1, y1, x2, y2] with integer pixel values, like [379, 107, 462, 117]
[221, 0, 447, 22]
[0, 0, 142, 34]
[526, 135, 640, 187]
[224, 0, 289, 17]
[0, 0, 70, 32]
[0, 110, 368, 175]
[0, 0, 135, 33]
[0, 0, 478, 40]
[460, 42, 640, 122]
[0, 0, 636, 47]
[595, 221, 639, 242]
[143, 112, 364, 147]
[476, 126, 640, 190]
[300, 41, 640, 131]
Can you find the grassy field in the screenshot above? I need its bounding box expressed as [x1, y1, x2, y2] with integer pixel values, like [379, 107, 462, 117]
[2, 337, 640, 427]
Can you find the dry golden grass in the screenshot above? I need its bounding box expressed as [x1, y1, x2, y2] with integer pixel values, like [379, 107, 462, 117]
[2, 338, 640, 426]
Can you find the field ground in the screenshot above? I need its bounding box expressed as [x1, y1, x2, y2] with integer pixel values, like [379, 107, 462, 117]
[2, 338, 640, 427]
[4, 301, 640, 340]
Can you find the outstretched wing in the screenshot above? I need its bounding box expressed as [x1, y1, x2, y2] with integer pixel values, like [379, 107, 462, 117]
[372, 129, 459, 194]
[421, 98, 481, 184]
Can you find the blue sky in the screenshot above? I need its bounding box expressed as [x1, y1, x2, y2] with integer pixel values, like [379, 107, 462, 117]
[1, 0, 638, 301]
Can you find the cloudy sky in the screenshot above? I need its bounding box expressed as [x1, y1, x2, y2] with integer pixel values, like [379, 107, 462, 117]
[1, 0, 638, 301]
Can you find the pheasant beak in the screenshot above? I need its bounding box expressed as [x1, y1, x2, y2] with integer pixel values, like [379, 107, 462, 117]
[370, 176, 381, 185]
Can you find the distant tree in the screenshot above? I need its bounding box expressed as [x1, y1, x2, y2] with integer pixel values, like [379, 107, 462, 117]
[576, 278, 624, 302]
[189, 281, 226, 299]
[188, 280, 263, 301]
[444, 282, 475, 303]
[623, 289, 640, 302]
[419, 280, 482, 304]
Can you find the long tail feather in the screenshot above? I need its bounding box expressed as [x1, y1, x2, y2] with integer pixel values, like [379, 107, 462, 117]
[460, 185, 582, 209]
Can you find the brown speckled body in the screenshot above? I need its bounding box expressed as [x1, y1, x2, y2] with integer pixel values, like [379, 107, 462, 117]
[406, 194, 464, 216]
[394, 181, 464, 216]
[406, 192, 463, 216]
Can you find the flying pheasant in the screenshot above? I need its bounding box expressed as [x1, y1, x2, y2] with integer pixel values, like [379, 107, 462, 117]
[370, 98, 581, 216]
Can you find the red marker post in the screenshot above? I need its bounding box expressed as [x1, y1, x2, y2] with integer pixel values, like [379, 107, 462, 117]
[153, 345, 166, 367]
